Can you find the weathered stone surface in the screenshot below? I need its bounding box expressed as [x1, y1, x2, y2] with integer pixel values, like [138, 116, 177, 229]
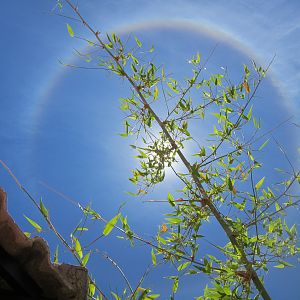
[56, 264, 89, 300]
[0, 188, 88, 300]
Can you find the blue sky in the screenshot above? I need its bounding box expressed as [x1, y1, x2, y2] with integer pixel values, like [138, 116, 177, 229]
[1, 1, 300, 299]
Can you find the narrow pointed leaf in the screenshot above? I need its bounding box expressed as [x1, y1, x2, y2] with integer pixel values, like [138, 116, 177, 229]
[103, 213, 120, 236]
[177, 261, 190, 271]
[73, 237, 83, 259]
[166, 217, 181, 224]
[24, 232, 31, 238]
[24, 215, 42, 233]
[151, 248, 157, 265]
[149, 45, 154, 52]
[274, 264, 285, 269]
[135, 36, 142, 47]
[76, 227, 89, 232]
[246, 105, 253, 120]
[111, 292, 121, 300]
[66, 23, 74, 37]
[82, 251, 91, 266]
[39, 198, 49, 218]
[255, 176, 265, 190]
[54, 246, 59, 263]
[153, 86, 158, 100]
[259, 139, 269, 151]
[88, 281, 96, 297]
[278, 260, 293, 267]
[172, 277, 179, 293]
[167, 192, 175, 207]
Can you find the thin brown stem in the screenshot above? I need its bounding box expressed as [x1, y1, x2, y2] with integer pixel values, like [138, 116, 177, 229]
[0, 160, 108, 300]
[63, 2, 272, 298]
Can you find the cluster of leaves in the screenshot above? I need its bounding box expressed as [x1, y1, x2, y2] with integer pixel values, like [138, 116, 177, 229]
[87, 28, 299, 298]
[18, 1, 300, 299]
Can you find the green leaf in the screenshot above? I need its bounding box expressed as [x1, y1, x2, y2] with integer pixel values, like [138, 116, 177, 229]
[86, 39, 95, 46]
[66, 23, 74, 37]
[232, 200, 246, 211]
[111, 32, 117, 43]
[131, 63, 137, 73]
[103, 213, 120, 236]
[39, 198, 49, 218]
[227, 177, 234, 191]
[167, 81, 179, 93]
[88, 281, 96, 297]
[138, 288, 149, 300]
[105, 42, 113, 49]
[166, 217, 182, 224]
[290, 224, 297, 236]
[167, 192, 175, 207]
[253, 117, 261, 129]
[76, 227, 88, 232]
[151, 248, 157, 265]
[153, 86, 158, 100]
[135, 36, 142, 47]
[149, 45, 155, 53]
[244, 64, 250, 75]
[177, 261, 190, 271]
[73, 237, 83, 259]
[172, 277, 179, 294]
[148, 294, 160, 299]
[258, 139, 269, 151]
[161, 67, 165, 81]
[193, 147, 206, 157]
[82, 251, 91, 267]
[274, 264, 285, 269]
[278, 260, 293, 267]
[54, 245, 59, 263]
[255, 176, 265, 190]
[269, 221, 274, 233]
[24, 215, 42, 233]
[111, 292, 122, 300]
[223, 286, 231, 296]
[247, 105, 253, 120]
[131, 54, 139, 65]
[126, 191, 139, 196]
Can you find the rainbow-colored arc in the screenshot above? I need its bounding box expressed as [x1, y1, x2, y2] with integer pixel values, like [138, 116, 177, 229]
[114, 19, 257, 57]
[32, 19, 283, 129]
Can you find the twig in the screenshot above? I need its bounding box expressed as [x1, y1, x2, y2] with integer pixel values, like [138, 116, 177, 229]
[0, 160, 108, 300]
[61, 2, 273, 298]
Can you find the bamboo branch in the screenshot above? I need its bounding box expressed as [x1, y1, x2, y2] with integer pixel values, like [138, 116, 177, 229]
[63, 2, 272, 298]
